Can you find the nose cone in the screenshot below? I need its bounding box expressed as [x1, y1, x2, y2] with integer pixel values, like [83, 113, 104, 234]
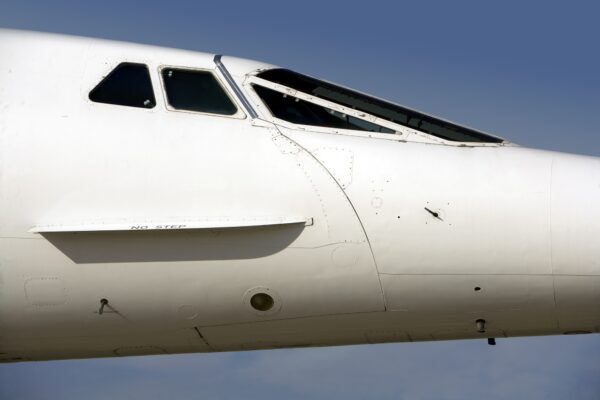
[551, 153, 600, 332]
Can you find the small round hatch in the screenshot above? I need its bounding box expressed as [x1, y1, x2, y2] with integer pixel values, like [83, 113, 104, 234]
[250, 293, 274, 311]
[243, 286, 282, 316]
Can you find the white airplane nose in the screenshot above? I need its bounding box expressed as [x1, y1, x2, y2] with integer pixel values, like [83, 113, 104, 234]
[551, 153, 600, 333]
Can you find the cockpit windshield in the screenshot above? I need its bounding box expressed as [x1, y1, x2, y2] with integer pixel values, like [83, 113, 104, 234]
[256, 69, 503, 143]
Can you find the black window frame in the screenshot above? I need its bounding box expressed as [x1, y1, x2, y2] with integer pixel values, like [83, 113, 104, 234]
[159, 66, 241, 117]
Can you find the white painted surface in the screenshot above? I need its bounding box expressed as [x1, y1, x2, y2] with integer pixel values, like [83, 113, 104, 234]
[0, 29, 598, 362]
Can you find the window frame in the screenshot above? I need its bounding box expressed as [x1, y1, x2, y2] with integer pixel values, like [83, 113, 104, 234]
[158, 65, 246, 119]
[251, 77, 401, 134]
[245, 75, 444, 144]
[245, 72, 508, 147]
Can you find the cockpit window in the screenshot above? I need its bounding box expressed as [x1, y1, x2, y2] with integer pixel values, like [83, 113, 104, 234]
[89, 63, 155, 109]
[256, 69, 503, 143]
[253, 85, 394, 133]
[161, 68, 238, 115]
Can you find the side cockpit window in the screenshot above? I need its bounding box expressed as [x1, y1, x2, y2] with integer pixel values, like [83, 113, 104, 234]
[253, 69, 503, 143]
[253, 85, 393, 133]
[161, 68, 238, 115]
[89, 63, 155, 109]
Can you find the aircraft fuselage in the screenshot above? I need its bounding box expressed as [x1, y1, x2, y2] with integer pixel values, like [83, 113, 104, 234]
[0, 30, 598, 362]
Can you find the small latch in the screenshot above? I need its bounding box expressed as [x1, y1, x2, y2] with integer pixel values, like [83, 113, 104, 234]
[99, 298, 109, 315]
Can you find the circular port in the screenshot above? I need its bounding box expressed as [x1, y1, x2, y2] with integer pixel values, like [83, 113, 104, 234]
[250, 293, 274, 311]
[243, 287, 282, 315]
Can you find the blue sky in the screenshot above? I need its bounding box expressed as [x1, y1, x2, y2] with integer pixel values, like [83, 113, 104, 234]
[1, 1, 599, 399]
